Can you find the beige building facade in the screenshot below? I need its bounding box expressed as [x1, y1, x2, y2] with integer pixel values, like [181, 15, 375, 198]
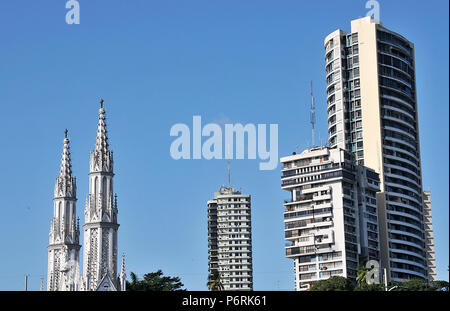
[324, 17, 432, 281]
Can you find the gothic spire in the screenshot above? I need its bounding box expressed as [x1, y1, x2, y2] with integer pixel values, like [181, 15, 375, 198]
[120, 253, 126, 291]
[48, 129, 81, 291]
[59, 129, 72, 179]
[95, 98, 109, 155]
[55, 129, 76, 198]
[90, 98, 113, 173]
[120, 253, 126, 278]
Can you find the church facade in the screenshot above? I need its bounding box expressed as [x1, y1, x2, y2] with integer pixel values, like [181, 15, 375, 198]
[47, 100, 126, 291]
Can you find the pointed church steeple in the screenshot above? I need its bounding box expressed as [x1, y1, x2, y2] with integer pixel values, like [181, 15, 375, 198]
[90, 99, 113, 173]
[55, 130, 76, 199]
[119, 253, 126, 291]
[48, 129, 81, 291]
[47, 99, 124, 292]
[84, 98, 120, 291]
[95, 99, 109, 155]
[59, 129, 72, 177]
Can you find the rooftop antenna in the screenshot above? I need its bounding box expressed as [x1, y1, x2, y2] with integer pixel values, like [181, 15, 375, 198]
[24, 274, 29, 291]
[227, 143, 231, 187]
[310, 81, 316, 147]
[40, 275, 44, 291]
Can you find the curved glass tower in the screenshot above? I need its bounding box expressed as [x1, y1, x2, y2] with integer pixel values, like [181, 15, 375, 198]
[324, 17, 429, 281]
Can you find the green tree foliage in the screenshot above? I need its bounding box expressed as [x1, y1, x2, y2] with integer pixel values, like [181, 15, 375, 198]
[309, 276, 355, 291]
[356, 262, 369, 289]
[207, 269, 224, 291]
[431, 280, 449, 291]
[309, 275, 448, 291]
[354, 282, 385, 291]
[126, 270, 185, 291]
[355, 261, 384, 291]
[390, 279, 450, 291]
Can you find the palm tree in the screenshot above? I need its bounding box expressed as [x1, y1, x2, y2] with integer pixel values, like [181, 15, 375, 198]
[356, 263, 369, 288]
[207, 270, 224, 291]
[127, 272, 139, 290]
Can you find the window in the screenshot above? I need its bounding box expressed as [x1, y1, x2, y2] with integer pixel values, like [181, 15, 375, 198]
[326, 50, 334, 62]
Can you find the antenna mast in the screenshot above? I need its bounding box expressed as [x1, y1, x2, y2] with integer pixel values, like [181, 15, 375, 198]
[227, 159, 231, 187]
[310, 81, 316, 147]
[226, 143, 231, 187]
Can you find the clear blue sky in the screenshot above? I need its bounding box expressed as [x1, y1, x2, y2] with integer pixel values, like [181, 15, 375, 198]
[0, 0, 448, 290]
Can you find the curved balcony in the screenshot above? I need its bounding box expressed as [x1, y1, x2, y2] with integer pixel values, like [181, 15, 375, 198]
[382, 102, 415, 121]
[385, 181, 421, 200]
[385, 172, 420, 190]
[382, 113, 416, 132]
[380, 72, 413, 91]
[381, 93, 416, 112]
[391, 268, 426, 280]
[383, 133, 417, 150]
[389, 223, 424, 241]
[384, 159, 419, 176]
[390, 238, 423, 250]
[390, 246, 425, 261]
[383, 124, 416, 142]
[388, 208, 422, 223]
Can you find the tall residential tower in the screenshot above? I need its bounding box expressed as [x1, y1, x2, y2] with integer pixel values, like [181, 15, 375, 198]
[281, 147, 380, 290]
[324, 17, 431, 281]
[207, 186, 253, 291]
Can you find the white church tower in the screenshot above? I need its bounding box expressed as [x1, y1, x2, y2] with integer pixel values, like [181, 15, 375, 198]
[47, 129, 81, 291]
[82, 99, 123, 291]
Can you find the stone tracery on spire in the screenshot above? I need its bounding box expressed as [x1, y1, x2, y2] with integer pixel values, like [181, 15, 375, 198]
[49, 98, 123, 291]
[59, 129, 72, 178]
[55, 129, 76, 198]
[95, 99, 109, 155]
[91, 98, 113, 173]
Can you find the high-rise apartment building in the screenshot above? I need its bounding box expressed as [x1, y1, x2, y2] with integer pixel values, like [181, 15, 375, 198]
[207, 186, 253, 291]
[324, 16, 431, 281]
[423, 191, 437, 282]
[281, 147, 380, 291]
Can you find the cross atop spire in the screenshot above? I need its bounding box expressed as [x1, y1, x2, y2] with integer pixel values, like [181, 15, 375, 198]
[65, 128, 68, 138]
[100, 98, 104, 109]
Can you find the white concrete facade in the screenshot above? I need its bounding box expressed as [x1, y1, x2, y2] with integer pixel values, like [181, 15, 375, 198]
[324, 17, 430, 282]
[207, 186, 253, 291]
[281, 147, 380, 290]
[423, 191, 437, 282]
